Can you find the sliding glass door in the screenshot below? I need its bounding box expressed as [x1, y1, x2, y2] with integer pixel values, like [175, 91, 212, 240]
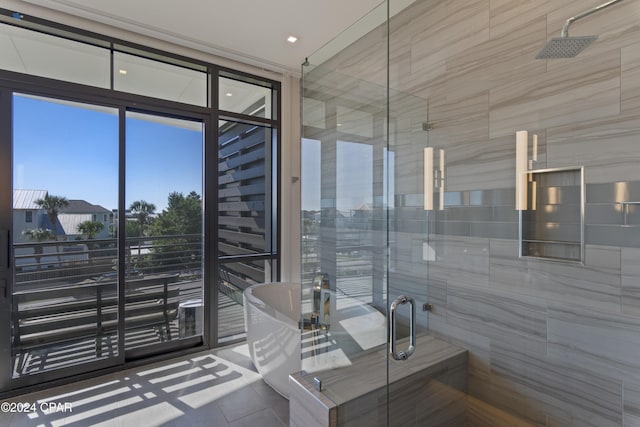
[11, 93, 119, 378]
[9, 95, 205, 381]
[124, 111, 204, 356]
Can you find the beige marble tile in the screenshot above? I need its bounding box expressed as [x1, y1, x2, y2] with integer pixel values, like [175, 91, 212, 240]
[429, 317, 492, 382]
[622, 43, 640, 114]
[491, 340, 623, 427]
[547, 113, 640, 184]
[428, 235, 490, 287]
[622, 247, 640, 316]
[288, 372, 336, 427]
[396, 73, 447, 115]
[388, 3, 414, 90]
[489, 49, 620, 139]
[445, 133, 515, 192]
[624, 380, 640, 427]
[413, 0, 491, 73]
[489, 0, 549, 40]
[389, 369, 467, 426]
[468, 374, 549, 427]
[445, 14, 547, 103]
[338, 389, 385, 427]
[429, 91, 489, 147]
[445, 283, 548, 348]
[467, 394, 543, 427]
[332, 25, 387, 90]
[489, 240, 623, 313]
[548, 304, 640, 382]
[427, 276, 448, 320]
[443, 0, 491, 58]
[405, 1, 449, 88]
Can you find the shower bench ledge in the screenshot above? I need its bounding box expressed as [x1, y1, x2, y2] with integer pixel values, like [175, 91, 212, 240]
[289, 333, 468, 427]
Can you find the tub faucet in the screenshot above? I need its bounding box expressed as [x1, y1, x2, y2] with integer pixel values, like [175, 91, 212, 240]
[312, 273, 330, 329]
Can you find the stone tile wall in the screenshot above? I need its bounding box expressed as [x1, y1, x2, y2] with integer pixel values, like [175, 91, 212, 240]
[307, 0, 640, 425]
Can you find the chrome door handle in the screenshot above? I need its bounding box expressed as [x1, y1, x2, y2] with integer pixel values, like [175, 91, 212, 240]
[389, 295, 416, 361]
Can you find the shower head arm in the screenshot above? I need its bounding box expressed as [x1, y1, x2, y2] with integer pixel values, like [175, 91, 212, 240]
[560, 0, 624, 37]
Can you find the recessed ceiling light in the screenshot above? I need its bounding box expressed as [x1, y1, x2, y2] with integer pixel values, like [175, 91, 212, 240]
[226, 92, 233, 97]
[287, 35, 298, 43]
[119, 69, 127, 75]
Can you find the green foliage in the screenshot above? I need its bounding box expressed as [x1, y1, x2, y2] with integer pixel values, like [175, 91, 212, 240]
[150, 191, 202, 236]
[22, 228, 54, 242]
[149, 191, 202, 271]
[125, 221, 141, 238]
[129, 200, 156, 237]
[34, 194, 69, 240]
[77, 220, 105, 239]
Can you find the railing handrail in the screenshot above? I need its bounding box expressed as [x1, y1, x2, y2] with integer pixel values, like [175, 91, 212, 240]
[14, 233, 203, 247]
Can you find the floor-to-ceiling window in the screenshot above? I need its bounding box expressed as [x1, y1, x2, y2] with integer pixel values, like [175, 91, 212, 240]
[12, 94, 120, 378]
[124, 111, 205, 356]
[216, 75, 280, 342]
[0, 9, 279, 393]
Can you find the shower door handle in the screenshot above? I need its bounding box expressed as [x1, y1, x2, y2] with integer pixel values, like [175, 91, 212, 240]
[389, 295, 416, 361]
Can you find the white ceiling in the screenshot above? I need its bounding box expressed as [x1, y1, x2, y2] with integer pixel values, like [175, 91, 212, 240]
[19, 0, 387, 73]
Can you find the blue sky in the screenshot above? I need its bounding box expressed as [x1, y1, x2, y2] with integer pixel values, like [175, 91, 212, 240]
[13, 94, 203, 212]
[14, 94, 391, 216]
[301, 138, 394, 212]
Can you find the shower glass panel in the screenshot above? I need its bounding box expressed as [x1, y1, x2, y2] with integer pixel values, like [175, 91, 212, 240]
[300, 1, 459, 425]
[302, 0, 640, 425]
[301, 61, 390, 421]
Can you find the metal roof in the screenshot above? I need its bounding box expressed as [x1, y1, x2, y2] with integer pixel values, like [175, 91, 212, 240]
[13, 189, 48, 210]
[58, 213, 92, 235]
[14, 191, 111, 214]
[60, 200, 111, 214]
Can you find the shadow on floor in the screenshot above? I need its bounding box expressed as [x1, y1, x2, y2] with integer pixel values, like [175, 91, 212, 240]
[1, 344, 288, 427]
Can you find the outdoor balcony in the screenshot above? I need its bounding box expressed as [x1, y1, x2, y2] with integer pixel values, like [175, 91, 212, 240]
[11, 235, 250, 377]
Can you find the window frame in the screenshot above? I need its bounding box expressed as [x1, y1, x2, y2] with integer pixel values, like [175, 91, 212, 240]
[0, 10, 281, 394]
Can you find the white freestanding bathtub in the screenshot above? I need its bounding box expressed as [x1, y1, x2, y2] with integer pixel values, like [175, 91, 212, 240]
[243, 282, 386, 398]
[244, 282, 301, 398]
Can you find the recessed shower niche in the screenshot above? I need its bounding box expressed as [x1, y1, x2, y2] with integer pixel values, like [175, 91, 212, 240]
[519, 166, 585, 263]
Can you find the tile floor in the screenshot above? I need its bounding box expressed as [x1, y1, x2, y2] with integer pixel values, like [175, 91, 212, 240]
[0, 344, 289, 427]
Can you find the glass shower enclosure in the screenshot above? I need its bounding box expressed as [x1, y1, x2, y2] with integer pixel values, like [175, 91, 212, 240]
[297, 1, 467, 425]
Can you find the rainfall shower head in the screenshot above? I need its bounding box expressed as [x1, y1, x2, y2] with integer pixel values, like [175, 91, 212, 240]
[535, 0, 624, 59]
[535, 36, 598, 59]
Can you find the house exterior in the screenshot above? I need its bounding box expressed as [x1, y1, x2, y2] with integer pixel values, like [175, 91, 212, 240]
[58, 199, 112, 240]
[13, 190, 112, 242]
[12, 189, 48, 244]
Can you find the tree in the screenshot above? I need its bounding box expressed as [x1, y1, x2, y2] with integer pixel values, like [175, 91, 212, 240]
[124, 221, 141, 238]
[77, 220, 105, 239]
[34, 194, 69, 241]
[129, 200, 156, 237]
[149, 191, 202, 271]
[150, 191, 202, 236]
[22, 228, 54, 271]
[22, 228, 54, 242]
[128, 200, 156, 266]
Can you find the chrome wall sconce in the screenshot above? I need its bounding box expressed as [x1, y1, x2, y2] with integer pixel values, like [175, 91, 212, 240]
[424, 147, 445, 211]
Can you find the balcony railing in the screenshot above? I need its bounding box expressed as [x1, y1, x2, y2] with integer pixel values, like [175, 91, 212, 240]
[13, 235, 202, 289]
